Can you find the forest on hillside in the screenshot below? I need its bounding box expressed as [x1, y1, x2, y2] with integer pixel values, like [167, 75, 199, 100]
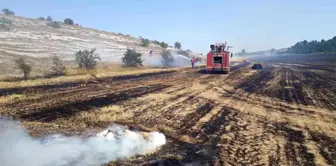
[236, 36, 336, 56]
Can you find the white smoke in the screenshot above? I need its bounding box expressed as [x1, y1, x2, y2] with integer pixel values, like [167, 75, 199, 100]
[142, 54, 199, 68]
[0, 118, 166, 166]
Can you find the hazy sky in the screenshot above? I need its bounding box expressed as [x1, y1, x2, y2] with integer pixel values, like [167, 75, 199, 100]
[1, 0, 336, 53]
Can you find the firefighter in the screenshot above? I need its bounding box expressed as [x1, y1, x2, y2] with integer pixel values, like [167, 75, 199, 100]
[191, 57, 196, 68]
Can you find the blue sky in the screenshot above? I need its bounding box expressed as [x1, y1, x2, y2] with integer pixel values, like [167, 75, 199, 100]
[1, 0, 336, 53]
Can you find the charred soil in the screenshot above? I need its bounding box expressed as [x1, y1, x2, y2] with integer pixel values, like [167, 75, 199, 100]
[1, 57, 335, 166]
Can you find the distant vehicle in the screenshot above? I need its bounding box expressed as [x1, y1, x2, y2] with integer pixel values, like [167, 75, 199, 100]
[252, 63, 263, 70]
[206, 42, 233, 73]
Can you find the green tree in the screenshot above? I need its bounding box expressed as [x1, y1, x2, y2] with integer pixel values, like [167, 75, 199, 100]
[140, 37, 150, 47]
[15, 57, 32, 80]
[46, 21, 61, 28]
[174, 42, 182, 49]
[161, 49, 174, 67]
[122, 49, 143, 67]
[0, 17, 12, 30]
[37, 17, 45, 20]
[2, 8, 15, 15]
[75, 48, 101, 69]
[241, 49, 246, 54]
[177, 50, 189, 57]
[47, 16, 52, 21]
[159, 42, 169, 48]
[64, 18, 74, 25]
[285, 36, 336, 54]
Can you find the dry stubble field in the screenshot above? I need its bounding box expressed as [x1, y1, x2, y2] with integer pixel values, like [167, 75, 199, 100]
[0, 57, 335, 166]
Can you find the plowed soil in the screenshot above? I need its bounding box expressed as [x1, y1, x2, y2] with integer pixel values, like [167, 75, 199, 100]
[1, 58, 335, 166]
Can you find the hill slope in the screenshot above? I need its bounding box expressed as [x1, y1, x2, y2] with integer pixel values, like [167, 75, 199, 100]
[0, 14, 201, 76]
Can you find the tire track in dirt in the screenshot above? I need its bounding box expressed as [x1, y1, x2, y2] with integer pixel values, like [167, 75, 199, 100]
[310, 132, 336, 165]
[235, 64, 336, 111]
[273, 123, 317, 166]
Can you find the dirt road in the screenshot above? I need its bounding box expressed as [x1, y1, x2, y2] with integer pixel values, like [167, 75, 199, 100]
[0, 60, 335, 166]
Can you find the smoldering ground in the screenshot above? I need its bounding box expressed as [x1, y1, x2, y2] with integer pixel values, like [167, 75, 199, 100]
[0, 117, 166, 166]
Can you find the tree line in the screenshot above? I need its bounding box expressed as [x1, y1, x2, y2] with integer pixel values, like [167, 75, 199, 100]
[284, 36, 336, 54]
[14, 48, 175, 80]
[236, 36, 336, 56]
[2, 8, 76, 28]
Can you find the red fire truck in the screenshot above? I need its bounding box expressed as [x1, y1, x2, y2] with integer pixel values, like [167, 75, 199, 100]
[206, 42, 233, 73]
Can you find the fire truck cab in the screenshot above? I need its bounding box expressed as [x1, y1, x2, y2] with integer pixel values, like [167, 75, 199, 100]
[206, 42, 233, 73]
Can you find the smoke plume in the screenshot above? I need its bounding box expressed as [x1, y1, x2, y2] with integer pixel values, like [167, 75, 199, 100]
[142, 54, 200, 68]
[0, 118, 166, 166]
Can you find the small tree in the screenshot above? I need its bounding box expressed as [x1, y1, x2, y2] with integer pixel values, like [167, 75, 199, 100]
[241, 49, 246, 55]
[46, 21, 61, 28]
[140, 37, 150, 47]
[47, 16, 52, 21]
[15, 57, 32, 80]
[37, 17, 45, 20]
[174, 42, 182, 49]
[64, 18, 74, 25]
[75, 48, 101, 69]
[122, 49, 143, 67]
[2, 8, 15, 15]
[51, 56, 66, 75]
[177, 50, 189, 57]
[159, 42, 169, 48]
[161, 49, 174, 67]
[0, 17, 12, 31]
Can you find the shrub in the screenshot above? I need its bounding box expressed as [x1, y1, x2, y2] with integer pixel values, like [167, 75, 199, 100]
[46, 21, 61, 28]
[51, 56, 66, 76]
[15, 57, 32, 80]
[47, 16, 52, 21]
[122, 49, 143, 67]
[160, 42, 169, 48]
[177, 50, 189, 57]
[174, 42, 182, 49]
[37, 17, 45, 20]
[0, 17, 12, 31]
[140, 37, 150, 47]
[75, 48, 101, 69]
[64, 18, 74, 25]
[0, 17, 12, 24]
[151, 40, 169, 48]
[2, 8, 15, 15]
[161, 49, 174, 67]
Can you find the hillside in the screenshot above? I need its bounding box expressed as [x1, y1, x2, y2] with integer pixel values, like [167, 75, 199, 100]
[0, 14, 201, 77]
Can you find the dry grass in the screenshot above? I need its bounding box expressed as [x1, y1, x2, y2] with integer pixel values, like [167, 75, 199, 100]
[74, 105, 132, 124]
[0, 94, 27, 104]
[63, 63, 155, 76]
[0, 65, 178, 89]
[1, 60, 335, 166]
